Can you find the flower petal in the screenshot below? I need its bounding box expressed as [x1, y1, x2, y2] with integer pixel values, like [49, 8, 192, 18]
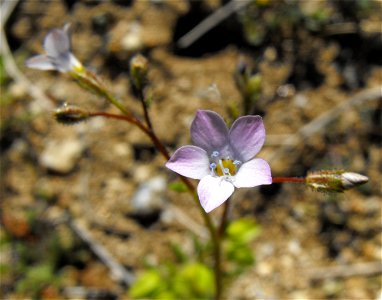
[166, 145, 210, 180]
[229, 115, 265, 161]
[233, 158, 272, 188]
[44, 28, 70, 58]
[191, 110, 229, 154]
[197, 175, 234, 213]
[25, 55, 56, 70]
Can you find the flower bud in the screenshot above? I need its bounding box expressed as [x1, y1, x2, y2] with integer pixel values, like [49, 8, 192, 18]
[306, 170, 369, 193]
[247, 74, 262, 95]
[340, 172, 369, 189]
[54, 104, 89, 125]
[130, 54, 148, 91]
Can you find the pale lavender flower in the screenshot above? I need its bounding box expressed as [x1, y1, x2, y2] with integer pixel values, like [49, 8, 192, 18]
[25, 24, 82, 73]
[166, 110, 272, 213]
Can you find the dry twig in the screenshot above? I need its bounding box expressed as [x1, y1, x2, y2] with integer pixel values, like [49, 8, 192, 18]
[264, 87, 382, 159]
[307, 261, 382, 280]
[69, 218, 135, 286]
[177, 0, 250, 48]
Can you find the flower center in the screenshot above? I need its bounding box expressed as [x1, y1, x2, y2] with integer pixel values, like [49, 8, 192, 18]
[209, 151, 241, 178]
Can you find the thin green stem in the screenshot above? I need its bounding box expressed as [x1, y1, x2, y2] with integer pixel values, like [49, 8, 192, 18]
[213, 232, 222, 300]
[213, 198, 231, 300]
[137, 88, 153, 130]
[100, 89, 132, 116]
[71, 70, 132, 117]
[218, 198, 230, 239]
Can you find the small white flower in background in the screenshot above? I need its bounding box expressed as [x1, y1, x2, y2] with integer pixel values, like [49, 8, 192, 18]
[25, 24, 83, 73]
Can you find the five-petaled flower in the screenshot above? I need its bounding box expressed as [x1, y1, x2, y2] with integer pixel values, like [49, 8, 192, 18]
[25, 24, 83, 73]
[166, 110, 272, 213]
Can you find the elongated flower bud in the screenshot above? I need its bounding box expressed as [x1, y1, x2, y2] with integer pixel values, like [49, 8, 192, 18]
[306, 170, 369, 193]
[54, 104, 89, 125]
[130, 54, 148, 91]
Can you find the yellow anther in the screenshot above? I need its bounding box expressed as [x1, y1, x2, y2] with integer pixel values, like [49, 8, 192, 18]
[215, 159, 237, 177]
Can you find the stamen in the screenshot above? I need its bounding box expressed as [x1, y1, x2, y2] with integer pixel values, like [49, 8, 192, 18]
[211, 151, 220, 158]
[233, 160, 241, 165]
[211, 158, 239, 178]
[218, 160, 225, 174]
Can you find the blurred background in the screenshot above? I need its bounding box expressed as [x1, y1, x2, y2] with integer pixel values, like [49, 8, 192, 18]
[1, 0, 381, 299]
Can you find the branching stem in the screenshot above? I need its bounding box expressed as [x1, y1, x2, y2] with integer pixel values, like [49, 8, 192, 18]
[89, 111, 221, 298]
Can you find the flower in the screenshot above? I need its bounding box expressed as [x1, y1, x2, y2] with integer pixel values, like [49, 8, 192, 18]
[25, 24, 83, 73]
[166, 110, 272, 213]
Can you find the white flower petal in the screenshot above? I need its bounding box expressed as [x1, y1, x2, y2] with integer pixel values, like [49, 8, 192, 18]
[229, 115, 265, 162]
[44, 28, 70, 58]
[166, 145, 210, 180]
[25, 55, 56, 70]
[233, 158, 272, 188]
[69, 53, 82, 70]
[197, 175, 234, 213]
[191, 110, 229, 155]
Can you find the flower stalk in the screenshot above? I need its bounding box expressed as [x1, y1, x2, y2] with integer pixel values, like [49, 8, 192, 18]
[87, 111, 222, 298]
[70, 69, 133, 117]
[272, 177, 306, 183]
[272, 171, 369, 193]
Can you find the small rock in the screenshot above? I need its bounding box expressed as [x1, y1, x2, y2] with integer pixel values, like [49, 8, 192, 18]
[256, 261, 273, 276]
[294, 93, 308, 108]
[133, 164, 154, 182]
[288, 239, 302, 255]
[40, 138, 84, 174]
[109, 21, 143, 53]
[131, 176, 166, 215]
[113, 143, 131, 158]
[121, 21, 143, 51]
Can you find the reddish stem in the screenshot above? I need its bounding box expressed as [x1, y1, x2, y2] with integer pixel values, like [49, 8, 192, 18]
[272, 177, 306, 183]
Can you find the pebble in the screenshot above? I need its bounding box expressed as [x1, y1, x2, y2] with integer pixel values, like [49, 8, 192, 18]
[130, 176, 166, 215]
[133, 164, 154, 182]
[121, 21, 143, 51]
[294, 93, 308, 108]
[256, 261, 273, 276]
[39, 138, 84, 174]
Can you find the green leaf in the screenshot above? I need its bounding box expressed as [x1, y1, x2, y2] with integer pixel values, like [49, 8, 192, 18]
[177, 262, 215, 298]
[169, 182, 188, 193]
[129, 269, 163, 298]
[225, 241, 255, 266]
[16, 263, 56, 295]
[226, 219, 261, 244]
